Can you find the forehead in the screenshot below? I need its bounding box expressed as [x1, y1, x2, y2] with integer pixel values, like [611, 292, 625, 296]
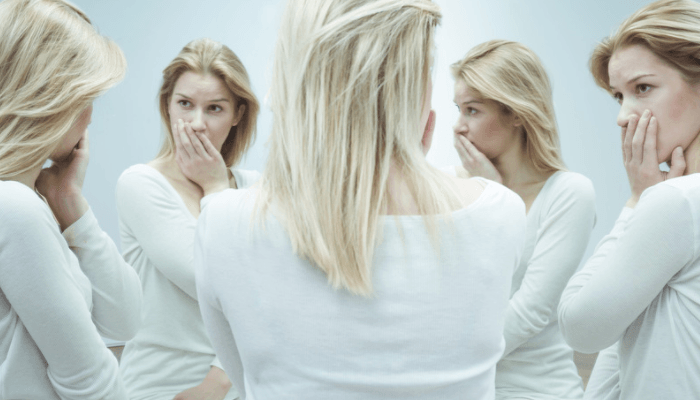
[608, 44, 677, 88]
[173, 71, 232, 99]
[453, 79, 481, 102]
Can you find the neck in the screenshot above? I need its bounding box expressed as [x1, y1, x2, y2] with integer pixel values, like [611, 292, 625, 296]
[684, 132, 700, 175]
[4, 164, 42, 189]
[492, 132, 547, 188]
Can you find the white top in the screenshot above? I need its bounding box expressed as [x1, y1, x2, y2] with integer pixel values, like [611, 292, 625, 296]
[116, 164, 260, 400]
[559, 174, 700, 399]
[441, 169, 596, 400]
[582, 343, 620, 400]
[194, 179, 526, 400]
[497, 171, 595, 400]
[0, 180, 142, 400]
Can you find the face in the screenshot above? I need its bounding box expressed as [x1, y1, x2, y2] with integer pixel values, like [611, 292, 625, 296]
[168, 71, 244, 153]
[609, 44, 700, 163]
[452, 79, 521, 159]
[50, 104, 92, 162]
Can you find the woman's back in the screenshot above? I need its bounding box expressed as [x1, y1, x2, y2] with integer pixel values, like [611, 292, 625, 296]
[195, 178, 526, 400]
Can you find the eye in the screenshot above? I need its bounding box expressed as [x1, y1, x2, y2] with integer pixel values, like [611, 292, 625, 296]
[636, 84, 652, 94]
[466, 107, 477, 115]
[612, 92, 622, 105]
[178, 99, 192, 107]
[208, 104, 223, 112]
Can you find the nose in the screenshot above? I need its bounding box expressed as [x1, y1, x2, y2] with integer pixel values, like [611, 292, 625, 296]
[616, 99, 638, 128]
[453, 115, 467, 135]
[190, 109, 205, 132]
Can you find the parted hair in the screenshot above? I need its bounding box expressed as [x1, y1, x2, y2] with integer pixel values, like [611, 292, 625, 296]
[0, 0, 126, 179]
[157, 38, 259, 168]
[451, 40, 566, 174]
[258, 0, 460, 296]
[591, 0, 700, 92]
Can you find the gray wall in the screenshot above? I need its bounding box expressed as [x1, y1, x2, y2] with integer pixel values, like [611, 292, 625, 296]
[73, 0, 653, 267]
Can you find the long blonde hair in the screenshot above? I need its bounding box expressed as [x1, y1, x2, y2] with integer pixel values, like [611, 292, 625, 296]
[0, 0, 126, 179]
[258, 0, 458, 296]
[451, 40, 566, 174]
[156, 38, 259, 168]
[590, 0, 700, 92]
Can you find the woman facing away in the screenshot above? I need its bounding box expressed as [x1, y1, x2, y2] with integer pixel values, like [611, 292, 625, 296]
[115, 38, 259, 400]
[448, 41, 596, 400]
[558, 1, 700, 398]
[0, 0, 142, 398]
[193, 0, 526, 399]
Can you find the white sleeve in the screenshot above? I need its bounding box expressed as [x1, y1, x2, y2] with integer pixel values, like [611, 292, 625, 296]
[116, 169, 198, 299]
[583, 343, 621, 400]
[0, 197, 127, 399]
[558, 184, 695, 353]
[195, 197, 246, 398]
[62, 208, 142, 340]
[502, 175, 596, 356]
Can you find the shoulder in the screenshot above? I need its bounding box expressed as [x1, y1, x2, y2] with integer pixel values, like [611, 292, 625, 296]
[639, 175, 700, 211]
[231, 168, 261, 189]
[116, 164, 164, 190]
[0, 181, 56, 242]
[546, 171, 596, 202]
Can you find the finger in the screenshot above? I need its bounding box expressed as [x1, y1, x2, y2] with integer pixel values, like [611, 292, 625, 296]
[620, 125, 627, 163]
[457, 135, 474, 162]
[185, 125, 207, 158]
[667, 146, 686, 179]
[461, 135, 487, 162]
[198, 132, 223, 160]
[178, 120, 196, 159]
[172, 120, 183, 154]
[632, 110, 651, 165]
[642, 116, 659, 166]
[624, 115, 638, 165]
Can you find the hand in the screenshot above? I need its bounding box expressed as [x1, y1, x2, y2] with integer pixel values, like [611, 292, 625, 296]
[35, 131, 90, 230]
[172, 366, 232, 400]
[621, 110, 685, 208]
[173, 119, 229, 196]
[454, 133, 503, 183]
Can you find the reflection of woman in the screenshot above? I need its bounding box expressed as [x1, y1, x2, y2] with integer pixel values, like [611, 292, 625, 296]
[558, 1, 700, 398]
[0, 0, 141, 398]
[449, 40, 596, 400]
[116, 38, 259, 400]
[194, 1, 526, 399]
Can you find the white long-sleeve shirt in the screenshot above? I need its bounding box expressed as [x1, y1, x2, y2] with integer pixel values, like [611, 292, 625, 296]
[194, 179, 526, 400]
[559, 174, 700, 399]
[116, 164, 259, 400]
[496, 171, 595, 400]
[0, 180, 142, 400]
[582, 343, 620, 400]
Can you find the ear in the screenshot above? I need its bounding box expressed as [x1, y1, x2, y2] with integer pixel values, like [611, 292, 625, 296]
[421, 110, 436, 156]
[232, 103, 246, 127]
[512, 114, 523, 127]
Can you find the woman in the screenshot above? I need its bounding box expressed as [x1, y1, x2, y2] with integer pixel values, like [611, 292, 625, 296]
[449, 40, 596, 400]
[115, 38, 259, 400]
[558, 1, 700, 398]
[0, 0, 141, 398]
[193, 1, 526, 399]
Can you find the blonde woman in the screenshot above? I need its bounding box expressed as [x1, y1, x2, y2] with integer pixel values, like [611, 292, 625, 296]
[0, 0, 141, 398]
[115, 38, 259, 400]
[449, 40, 596, 400]
[558, 1, 700, 399]
[193, 1, 526, 399]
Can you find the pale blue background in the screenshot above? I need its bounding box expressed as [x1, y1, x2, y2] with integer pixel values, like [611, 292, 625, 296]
[73, 0, 654, 276]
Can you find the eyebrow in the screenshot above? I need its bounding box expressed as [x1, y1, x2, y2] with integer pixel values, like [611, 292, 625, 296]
[454, 100, 483, 106]
[174, 93, 231, 103]
[609, 74, 655, 91]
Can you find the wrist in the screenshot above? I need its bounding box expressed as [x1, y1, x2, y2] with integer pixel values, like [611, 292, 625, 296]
[202, 180, 229, 197]
[52, 193, 89, 231]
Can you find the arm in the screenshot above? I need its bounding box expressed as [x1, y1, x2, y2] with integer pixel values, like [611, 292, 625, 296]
[63, 208, 142, 340]
[583, 343, 621, 400]
[116, 169, 199, 299]
[502, 175, 596, 356]
[558, 184, 695, 353]
[0, 197, 127, 399]
[194, 198, 246, 398]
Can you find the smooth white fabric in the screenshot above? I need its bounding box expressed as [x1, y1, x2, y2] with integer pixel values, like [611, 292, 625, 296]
[116, 164, 259, 400]
[582, 343, 620, 400]
[194, 179, 526, 400]
[559, 174, 700, 400]
[496, 171, 595, 400]
[0, 180, 142, 400]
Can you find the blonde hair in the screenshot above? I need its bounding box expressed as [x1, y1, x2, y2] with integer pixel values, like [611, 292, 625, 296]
[0, 0, 126, 179]
[156, 38, 259, 168]
[591, 0, 700, 93]
[258, 0, 459, 296]
[451, 40, 566, 174]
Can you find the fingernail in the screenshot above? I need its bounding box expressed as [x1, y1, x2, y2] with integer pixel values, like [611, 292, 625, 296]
[650, 116, 656, 123]
[643, 110, 650, 117]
